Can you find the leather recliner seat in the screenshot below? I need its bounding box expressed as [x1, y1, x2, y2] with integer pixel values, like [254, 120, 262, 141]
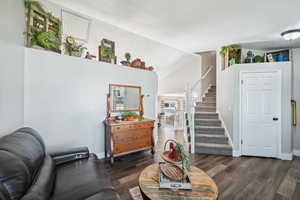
[0, 127, 120, 200]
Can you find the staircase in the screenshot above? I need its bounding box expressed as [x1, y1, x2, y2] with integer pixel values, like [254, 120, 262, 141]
[194, 86, 232, 156]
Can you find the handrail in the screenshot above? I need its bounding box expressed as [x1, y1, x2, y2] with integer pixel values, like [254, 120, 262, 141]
[185, 65, 214, 154]
[201, 66, 214, 80]
[191, 66, 213, 91]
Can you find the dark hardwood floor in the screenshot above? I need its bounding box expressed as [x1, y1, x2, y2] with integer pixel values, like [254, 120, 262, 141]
[101, 152, 300, 200]
[100, 125, 300, 200]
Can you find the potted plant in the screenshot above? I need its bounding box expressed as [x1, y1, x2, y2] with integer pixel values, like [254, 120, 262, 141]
[121, 52, 131, 66]
[220, 45, 238, 67]
[64, 36, 86, 57]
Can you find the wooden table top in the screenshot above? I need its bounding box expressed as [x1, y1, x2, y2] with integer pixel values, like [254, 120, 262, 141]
[139, 163, 218, 200]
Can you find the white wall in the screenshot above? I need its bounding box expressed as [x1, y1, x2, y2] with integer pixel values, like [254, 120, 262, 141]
[0, 0, 25, 136]
[24, 48, 158, 155]
[292, 49, 300, 151]
[158, 55, 201, 95]
[38, 0, 201, 92]
[199, 52, 216, 98]
[217, 60, 292, 155]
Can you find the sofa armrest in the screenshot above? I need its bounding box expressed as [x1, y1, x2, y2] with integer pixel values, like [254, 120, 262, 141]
[49, 147, 90, 165]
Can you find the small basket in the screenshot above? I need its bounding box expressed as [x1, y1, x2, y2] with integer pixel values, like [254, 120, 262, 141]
[159, 162, 187, 181]
[160, 139, 182, 165]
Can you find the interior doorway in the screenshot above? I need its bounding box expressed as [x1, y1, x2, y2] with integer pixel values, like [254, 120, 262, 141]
[240, 70, 281, 158]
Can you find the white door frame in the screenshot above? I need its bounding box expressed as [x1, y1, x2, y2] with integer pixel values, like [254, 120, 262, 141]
[239, 69, 282, 159]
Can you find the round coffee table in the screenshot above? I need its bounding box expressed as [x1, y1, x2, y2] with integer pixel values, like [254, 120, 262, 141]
[139, 164, 218, 200]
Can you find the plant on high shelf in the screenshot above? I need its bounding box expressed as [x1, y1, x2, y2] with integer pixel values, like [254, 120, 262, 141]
[64, 36, 86, 57]
[220, 45, 238, 57]
[25, 0, 62, 53]
[220, 45, 239, 67]
[29, 31, 60, 50]
[102, 47, 113, 58]
[121, 52, 132, 66]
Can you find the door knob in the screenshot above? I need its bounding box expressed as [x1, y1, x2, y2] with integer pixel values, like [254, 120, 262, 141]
[273, 117, 279, 121]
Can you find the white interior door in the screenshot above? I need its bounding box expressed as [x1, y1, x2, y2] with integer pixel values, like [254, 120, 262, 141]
[241, 71, 281, 158]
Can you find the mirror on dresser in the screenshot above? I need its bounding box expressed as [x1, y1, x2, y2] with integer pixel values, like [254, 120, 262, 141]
[104, 84, 154, 165]
[110, 84, 141, 112]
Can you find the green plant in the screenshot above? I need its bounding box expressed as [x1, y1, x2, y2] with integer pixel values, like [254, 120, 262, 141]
[64, 40, 86, 56]
[125, 52, 131, 62]
[102, 47, 113, 57]
[121, 112, 139, 118]
[175, 143, 191, 172]
[254, 55, 263, 63]
[229, 58, 236, 66]
[24, 0, 54, 18]
[220, 45, 237, 57]
[30, 31, 59, 50]
[25, 0, 61, 52]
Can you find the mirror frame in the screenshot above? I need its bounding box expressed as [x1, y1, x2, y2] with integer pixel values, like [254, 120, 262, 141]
[109, 84, 142, 113]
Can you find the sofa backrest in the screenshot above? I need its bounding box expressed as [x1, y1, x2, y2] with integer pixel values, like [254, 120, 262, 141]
[0, 128, 46, 200]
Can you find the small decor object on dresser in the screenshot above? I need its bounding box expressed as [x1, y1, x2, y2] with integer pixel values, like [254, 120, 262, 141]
[99, 38, 117, 64]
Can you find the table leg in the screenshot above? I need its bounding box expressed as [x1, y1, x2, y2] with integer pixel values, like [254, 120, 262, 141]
[110, 156, 114, 165]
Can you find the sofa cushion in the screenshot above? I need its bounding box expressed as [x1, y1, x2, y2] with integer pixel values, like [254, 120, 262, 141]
[0, 150, 31, 200]
[51, 157, 115, 200]
[21, 156, 55, 200]
[0, 128, 45, 179]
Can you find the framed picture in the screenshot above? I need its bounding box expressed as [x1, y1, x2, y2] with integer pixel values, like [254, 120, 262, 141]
[99, 39, 116, 64]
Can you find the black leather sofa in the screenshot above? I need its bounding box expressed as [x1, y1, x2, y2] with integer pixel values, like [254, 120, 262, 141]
[0, 127, 120, 200]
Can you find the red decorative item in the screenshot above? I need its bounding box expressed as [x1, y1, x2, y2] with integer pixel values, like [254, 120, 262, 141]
[161, 139, 182, 165]
[169, 142, 174, 150]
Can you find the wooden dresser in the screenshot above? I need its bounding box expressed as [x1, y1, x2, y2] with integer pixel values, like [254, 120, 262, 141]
[104, 119, 155, 164]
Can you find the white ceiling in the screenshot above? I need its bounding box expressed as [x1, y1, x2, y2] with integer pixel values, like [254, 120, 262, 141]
[48, 0, 300, 53]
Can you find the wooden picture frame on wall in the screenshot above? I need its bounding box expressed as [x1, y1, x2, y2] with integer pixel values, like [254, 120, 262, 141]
[26, 3, 62, 53]
[99, 39, 117, 64]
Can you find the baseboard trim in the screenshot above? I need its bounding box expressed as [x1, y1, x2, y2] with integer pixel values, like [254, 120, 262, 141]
[96, 152, 105, 159]
[217, 111, 233, 148]
[233, 150, 241, 157]
[278, 153, 293, 160]
[293, 149, 300, 157]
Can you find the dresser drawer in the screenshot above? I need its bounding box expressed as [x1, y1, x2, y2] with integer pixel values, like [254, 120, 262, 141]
[113, 129, 152, 143]
[111, 121, 154, 132]
[114, 137, 152, 154]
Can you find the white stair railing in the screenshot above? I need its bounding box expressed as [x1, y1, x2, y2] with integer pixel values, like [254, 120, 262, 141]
[185, 66, 214, 153]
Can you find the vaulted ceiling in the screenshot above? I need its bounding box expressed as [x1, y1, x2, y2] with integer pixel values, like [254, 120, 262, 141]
[48, 0, 300, 52]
